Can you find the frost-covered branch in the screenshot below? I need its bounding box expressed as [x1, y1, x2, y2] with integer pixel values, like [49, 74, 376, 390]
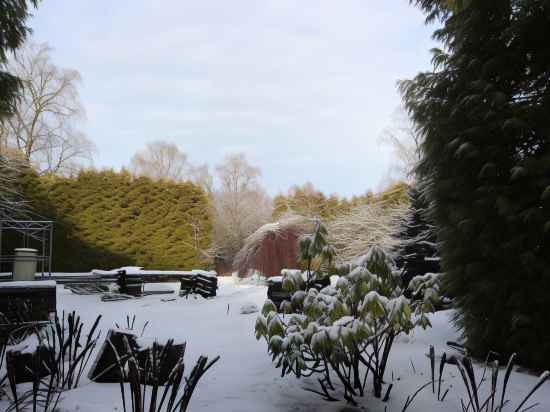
[0, 153, 28, 220]
[328, 201, 408, 263]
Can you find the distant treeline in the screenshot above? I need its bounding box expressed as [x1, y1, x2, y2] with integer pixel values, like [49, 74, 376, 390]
[2, 168, 408, 273]
[7, 169, 211, 272]
[273, 181, 408, 220]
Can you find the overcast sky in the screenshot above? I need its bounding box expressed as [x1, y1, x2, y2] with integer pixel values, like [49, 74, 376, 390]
[29, 1, 436, 197]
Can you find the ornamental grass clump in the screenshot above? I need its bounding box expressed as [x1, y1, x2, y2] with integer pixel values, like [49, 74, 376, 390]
[112, 337, 219, 412]
[255, 244, 439, 405]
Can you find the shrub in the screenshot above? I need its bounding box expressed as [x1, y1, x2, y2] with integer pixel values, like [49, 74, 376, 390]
[255, 245, 439, 404]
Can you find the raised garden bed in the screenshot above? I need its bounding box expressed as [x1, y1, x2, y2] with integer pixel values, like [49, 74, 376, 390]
[0, 280, 57, 342]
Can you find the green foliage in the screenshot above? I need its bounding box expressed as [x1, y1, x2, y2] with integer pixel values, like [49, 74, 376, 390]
[393, 186, 440, 286]
[10, 169, 211, 271]
[273, 182, 409, 222]
[0, 0, 39, 117]
[402, 1, 550, 368]
[297, 219, 335, 286]
[255, 246, 439, 403]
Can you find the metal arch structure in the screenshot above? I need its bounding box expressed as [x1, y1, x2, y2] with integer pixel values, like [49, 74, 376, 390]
[0, 218, 54, 277]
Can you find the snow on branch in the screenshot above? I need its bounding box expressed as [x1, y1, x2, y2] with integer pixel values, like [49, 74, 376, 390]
[0, 153, 28, 220]
[328, 200, 408, 263]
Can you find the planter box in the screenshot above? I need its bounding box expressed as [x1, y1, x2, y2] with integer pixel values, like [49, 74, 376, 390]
[88, 329, 138, 383]
[0, 281, 56, 343]
[6, 344, 56, 383]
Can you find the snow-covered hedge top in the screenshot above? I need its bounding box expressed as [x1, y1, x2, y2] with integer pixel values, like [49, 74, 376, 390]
[91, 267, 217, 278]
[0, 280, 56, 288]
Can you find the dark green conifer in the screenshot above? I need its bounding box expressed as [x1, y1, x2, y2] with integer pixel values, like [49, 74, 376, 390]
[401, 1, 550, 367]
[394, 185, 439, 287]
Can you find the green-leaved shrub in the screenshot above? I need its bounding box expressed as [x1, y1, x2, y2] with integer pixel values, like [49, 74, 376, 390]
[255, 245, 439, 404]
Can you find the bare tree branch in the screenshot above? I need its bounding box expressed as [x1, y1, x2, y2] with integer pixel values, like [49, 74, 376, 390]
[328, 200, 408, 262]
[0, 151, 29, 220]
[379, 107, 422, 183]
[130, 140, 189, 181]
[0, 42, 94, 175]
[210, 153, 272, 264]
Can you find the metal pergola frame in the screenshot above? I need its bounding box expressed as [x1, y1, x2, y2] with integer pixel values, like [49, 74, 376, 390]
[0, 219, 54, 277]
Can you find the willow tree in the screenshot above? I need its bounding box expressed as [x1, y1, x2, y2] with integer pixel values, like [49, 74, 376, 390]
[401, 1, 550, 368]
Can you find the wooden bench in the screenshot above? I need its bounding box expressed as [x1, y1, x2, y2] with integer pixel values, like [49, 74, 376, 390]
[115, 271, 218, 298]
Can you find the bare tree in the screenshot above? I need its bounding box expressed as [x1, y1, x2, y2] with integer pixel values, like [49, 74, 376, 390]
[188, 162, 213, 193]
[0, 42, 95, 175]
[129, 141, 216, 193]
[210, 153, 272, 266]
[379, 107, 422, 183]
[130, 140, 189, 181]
[215, 153, 260, 193]
[0, 152, 28, 220]
[328, 200, 408, 263]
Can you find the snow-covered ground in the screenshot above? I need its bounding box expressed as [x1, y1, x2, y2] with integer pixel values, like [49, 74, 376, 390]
[2, 277, 549, 411]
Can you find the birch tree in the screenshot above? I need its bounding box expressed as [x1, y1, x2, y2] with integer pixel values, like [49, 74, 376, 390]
[0, 42, 94, 175]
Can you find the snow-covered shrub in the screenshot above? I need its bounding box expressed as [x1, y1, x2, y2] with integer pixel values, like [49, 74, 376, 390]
[297, 218, 335, 289]
[255, 245, 439, 404]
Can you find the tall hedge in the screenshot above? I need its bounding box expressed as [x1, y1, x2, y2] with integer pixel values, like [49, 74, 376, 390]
[402, 1, 550, 368]
[11, 169, 211, 272]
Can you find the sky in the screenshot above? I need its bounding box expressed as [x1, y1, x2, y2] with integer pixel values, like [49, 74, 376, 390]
[28, 1, 436, 197]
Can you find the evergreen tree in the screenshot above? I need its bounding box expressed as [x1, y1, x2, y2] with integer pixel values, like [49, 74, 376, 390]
[0, 0, 38, 119]
[0, 1, 38, 218]
[401, 1, 550, 367]
[394, 185, 439, 287]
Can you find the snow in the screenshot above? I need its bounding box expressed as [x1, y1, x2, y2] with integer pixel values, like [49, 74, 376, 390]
[0, 280, 56, 288]
[135, 336, 185, 348]
[91, 267, 217, 277]
[1, 277, 549, 412]
[6, 334, 41, 354]
[240, 303, 259, 314]
[143, 282, 179, 292]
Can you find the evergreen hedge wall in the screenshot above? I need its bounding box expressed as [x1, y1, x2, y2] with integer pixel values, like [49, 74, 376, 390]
[12, 169, 211, 272]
